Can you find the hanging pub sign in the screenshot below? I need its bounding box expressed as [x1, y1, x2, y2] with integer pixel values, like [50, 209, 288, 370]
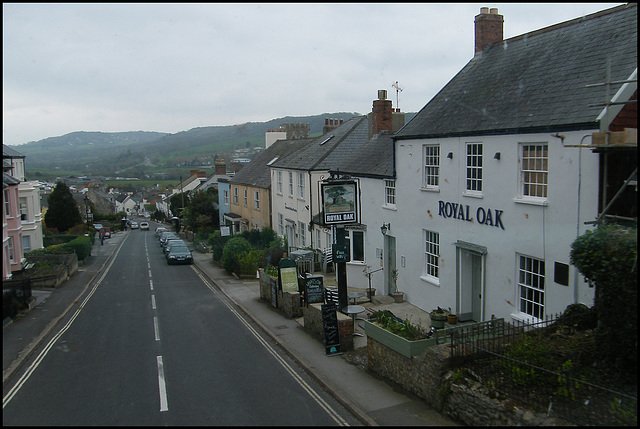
[321, 180, 358, 225]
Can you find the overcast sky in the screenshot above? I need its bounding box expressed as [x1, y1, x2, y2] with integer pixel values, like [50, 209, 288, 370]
[3, 3, 623, 146]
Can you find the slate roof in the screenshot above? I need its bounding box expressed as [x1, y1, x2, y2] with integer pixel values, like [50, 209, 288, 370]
[229, 137, 315, 188]
[3, 144, 25, 159]
[271, 116, 369, 171]
[333, 132, 395, 179]
[396, 4, 637, 139]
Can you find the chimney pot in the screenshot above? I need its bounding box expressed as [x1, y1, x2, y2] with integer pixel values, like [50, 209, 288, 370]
[480, 7, 489, 14]
[378, 89, 387, 100]
[490, 7, 498, 14]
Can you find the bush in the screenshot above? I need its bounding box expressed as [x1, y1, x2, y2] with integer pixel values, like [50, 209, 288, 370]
[28, 235, 92, 261]
[221, 237, 251, 274]
[237, 249, 264, 276]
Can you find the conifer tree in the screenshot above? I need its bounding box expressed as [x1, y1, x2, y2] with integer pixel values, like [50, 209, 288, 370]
[44, 181, 82, 232]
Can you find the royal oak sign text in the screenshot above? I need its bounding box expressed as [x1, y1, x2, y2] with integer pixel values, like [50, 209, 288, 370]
[438, 200, 505, 230]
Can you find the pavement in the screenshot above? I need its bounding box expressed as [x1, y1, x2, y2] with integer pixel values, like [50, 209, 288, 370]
[3, 229, 459, 426]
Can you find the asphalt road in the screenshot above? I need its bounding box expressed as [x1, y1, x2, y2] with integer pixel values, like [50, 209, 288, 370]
[2, 226, 360, 425]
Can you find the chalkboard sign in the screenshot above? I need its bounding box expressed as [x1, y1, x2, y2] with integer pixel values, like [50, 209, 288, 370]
[270, 276, 277, 308]
[304, 275, 324, 305]
[279, 258, 298, 293]
[321, 303, 341, 356]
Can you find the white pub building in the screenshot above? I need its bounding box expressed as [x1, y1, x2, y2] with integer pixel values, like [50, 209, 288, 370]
[377, 5, 637, 323]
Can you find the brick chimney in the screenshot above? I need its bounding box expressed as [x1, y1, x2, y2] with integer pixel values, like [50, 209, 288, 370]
[475, 7, 503, 54]
[214, 158, 226, 175]
[369, 90, 393, 137]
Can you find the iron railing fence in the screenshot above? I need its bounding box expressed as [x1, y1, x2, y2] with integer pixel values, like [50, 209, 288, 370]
[446, 313, 637, 426]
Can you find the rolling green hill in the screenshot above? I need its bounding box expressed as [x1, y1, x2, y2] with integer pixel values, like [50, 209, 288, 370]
[10, 111, 415, 180]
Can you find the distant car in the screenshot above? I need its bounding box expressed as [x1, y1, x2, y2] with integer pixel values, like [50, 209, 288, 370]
[99, 227, 111, 239]
[130, 221, 139, 229]
[166, 245, 193, 265]
[140, 222, 149, 231]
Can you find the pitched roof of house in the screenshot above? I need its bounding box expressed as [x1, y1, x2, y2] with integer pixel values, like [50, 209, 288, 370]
[271, 116, 369, 171]
[3, 144, 25, 159]
[396, 4, 637, 139]
[229, 137, 315, 188]
[333, 132, 395, 179]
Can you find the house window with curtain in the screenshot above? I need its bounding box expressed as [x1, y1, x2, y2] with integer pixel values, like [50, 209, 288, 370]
[254, 191, 260, 210]
[423, 144, 440, 189]
[223, 189, 229, 205]
[22, 235, 31, 253]
[243, 189, 248, 207]
[466, 142, 483, 194]
[233, 187, 239, 205]
[278, 213, 284, 236]
[518, 254, 545, 320]
[520, 143, 548, 199]
[19, 197, 28, 220]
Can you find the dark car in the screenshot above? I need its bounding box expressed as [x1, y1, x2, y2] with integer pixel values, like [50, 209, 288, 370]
[163, 239, 185, 255]
[166, 245, 193, 265]
[159, 232, 178, 246]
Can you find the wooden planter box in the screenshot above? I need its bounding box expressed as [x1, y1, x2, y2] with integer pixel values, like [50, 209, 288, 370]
[364, 320, 434, 358]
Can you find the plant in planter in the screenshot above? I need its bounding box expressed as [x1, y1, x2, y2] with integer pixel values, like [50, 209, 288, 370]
[430, 306, 450, 329]
[390, 269, 404, 302]
[366, 310, 432, 357]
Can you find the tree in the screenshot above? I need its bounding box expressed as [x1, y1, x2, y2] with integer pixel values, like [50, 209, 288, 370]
[44, 181, 83, 233]
[570, 223, 637, 382]
[185, 189, 218, 232]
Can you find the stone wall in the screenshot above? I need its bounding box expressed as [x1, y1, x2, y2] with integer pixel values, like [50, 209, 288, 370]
[367, 337, 562, 426]
[258, 270, 302, 318]
[302, 303, 354, 351]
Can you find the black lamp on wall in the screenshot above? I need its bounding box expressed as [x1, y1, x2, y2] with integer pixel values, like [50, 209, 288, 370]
[380, 222, 390, 235]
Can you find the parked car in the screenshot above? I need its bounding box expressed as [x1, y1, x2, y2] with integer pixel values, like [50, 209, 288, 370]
[130, 221, 139, 229]
[166, 245, 193, 265]
[99, 227, 111, 239]
[140, 222, 149, 231]
[164, 239, 186, 255]
[159, 232, 178, 246]
[155, 227, 167, 238]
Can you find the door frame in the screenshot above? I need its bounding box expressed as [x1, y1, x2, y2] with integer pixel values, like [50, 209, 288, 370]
[455, 241, 487, 322]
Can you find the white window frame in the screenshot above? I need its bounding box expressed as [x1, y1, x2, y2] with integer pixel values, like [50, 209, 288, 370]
[223, 189, 229, 205]
[243, 189, 248, 207]
[278, 213, 284, 236]
[8, 236, 15, 262]
[276, 171, 283, 195]
[4, 190, 11, 217]
[288, 172, 294, 197]
[254, 190, 260, 210]
[421, 229, 440, 283]
[22, 235, 31, 253]
[384, 179, 396, 208]
[422, 144, 440, 190]
[297, 172, 305, 200]
[298, 222, 306, 247]
[465, 142, 483, 196]
[345, 229, 365, 263]
[233, 187, 239, 205]
[519, 143, 548, 202]
[517, 254, 546, 320]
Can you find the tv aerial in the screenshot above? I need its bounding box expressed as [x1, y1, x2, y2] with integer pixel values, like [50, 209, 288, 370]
[392, 80, 403, 110]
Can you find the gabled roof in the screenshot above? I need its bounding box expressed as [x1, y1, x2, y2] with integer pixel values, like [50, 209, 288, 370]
[229, 137, 315, 188]
[396, 3, 637, 139]
[333, 132, 395, 179]
[271, 116, 369, 171]
[3, 144, 25, 159]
